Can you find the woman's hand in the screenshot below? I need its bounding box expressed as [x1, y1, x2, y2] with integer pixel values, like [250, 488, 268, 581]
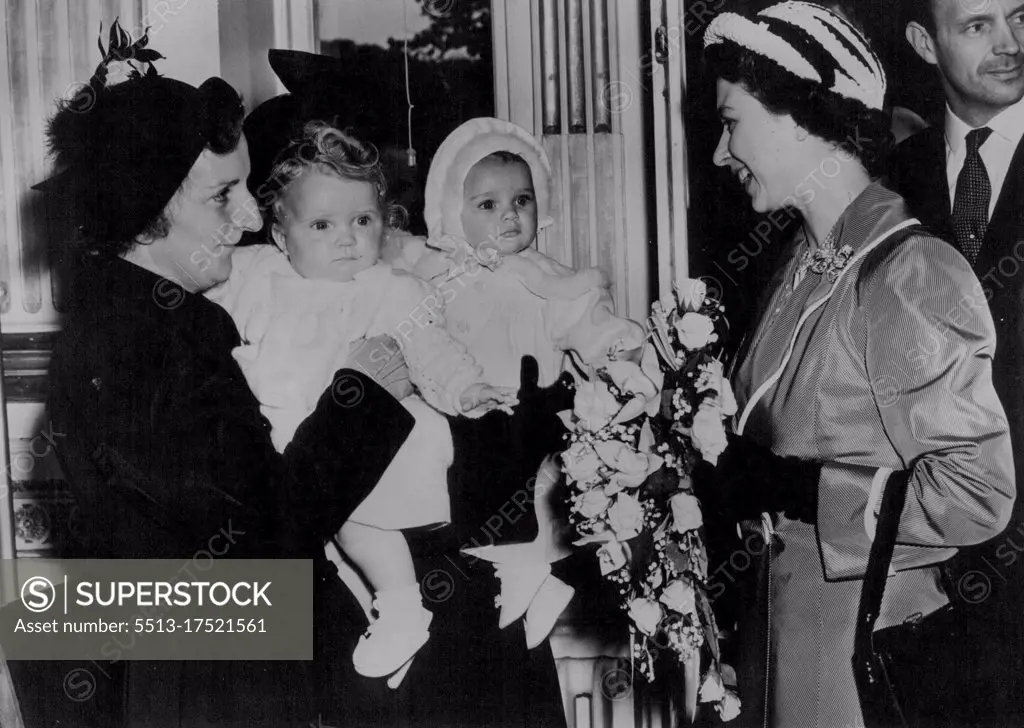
[693, 434, 820, 524]
[346, 335, 414, 400]
[459, 383, 519, 415]
[511, 356, 576, 462]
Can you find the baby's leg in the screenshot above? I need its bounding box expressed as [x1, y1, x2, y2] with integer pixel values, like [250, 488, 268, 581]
[338, 520, 432, 680]
[337, 521, 417, 590]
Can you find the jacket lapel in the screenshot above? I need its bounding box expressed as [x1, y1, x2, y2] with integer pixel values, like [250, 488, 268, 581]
[909, 127, 953, 240]
[976, 136, 1024, 273]
[736, 217, 920, 435]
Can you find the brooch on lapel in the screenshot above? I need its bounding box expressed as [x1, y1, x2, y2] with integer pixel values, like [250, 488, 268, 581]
[796, 240, 854, 284]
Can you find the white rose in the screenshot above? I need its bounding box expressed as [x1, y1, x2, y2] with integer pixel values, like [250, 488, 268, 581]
[691, 403, 729, 465]
[659, 578, 697, 615]
[562, 442, 602, 484]
[610, 460, 661, 491]
[606, 493, 645, 540]
[610, 396, 647, 426]
[596, 540, 628, 575]
[602, 480, 624, 497]
[638, 419, 656, 452]
[103, 58, 137, 86]
[670, 492, 704, 533]
[640, 345, 666, 416]
[717, 690, 742, 721]
[573, 380, 619, 432]
[674, 312, 716, 350]
[697, 360, 738, 418]
[697, 360, 724, 393]
[578, 488, 612, 519]
[676, 277, 708, 312]
[627, 598, 663, 636]
[595, 441, 660, 489]
[718, 378, 738, 418]
[598, 362, 657, 428]
[605, 360, 659, 401]
[700, 667, 726, 703]
[720, 663, 737, 685]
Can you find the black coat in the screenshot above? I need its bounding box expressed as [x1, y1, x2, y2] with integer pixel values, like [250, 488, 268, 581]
[893, 126, 1024, 718]
[9, 255, 415, 727]
[8, 256, 567, 727]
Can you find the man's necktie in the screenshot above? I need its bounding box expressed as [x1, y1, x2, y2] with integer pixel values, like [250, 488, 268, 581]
[951, 126, 993, 263]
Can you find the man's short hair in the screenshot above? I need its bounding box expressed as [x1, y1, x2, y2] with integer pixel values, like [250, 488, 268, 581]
[905, 0, 936, 33]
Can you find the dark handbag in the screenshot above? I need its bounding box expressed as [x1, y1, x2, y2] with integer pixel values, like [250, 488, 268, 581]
[851, 472, 970, 728]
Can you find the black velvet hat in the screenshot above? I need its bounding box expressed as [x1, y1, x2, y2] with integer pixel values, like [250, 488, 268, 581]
[36, 20, 243, 248]
[244, 49, 424, 232]
[243, 49, 383, 200]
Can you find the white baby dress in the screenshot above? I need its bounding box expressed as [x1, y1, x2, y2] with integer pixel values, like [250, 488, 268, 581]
[208, 244, 485, 530]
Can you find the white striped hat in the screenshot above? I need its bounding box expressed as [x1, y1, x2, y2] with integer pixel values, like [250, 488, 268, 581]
[704, 1, 886, 111]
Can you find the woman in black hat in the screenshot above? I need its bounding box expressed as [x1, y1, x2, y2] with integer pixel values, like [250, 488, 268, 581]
[12, 27, 569, 726]
[11, 25, 420, 727]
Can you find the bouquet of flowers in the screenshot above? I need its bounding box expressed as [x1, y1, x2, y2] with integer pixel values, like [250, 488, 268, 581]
[559, 278, 741, 721]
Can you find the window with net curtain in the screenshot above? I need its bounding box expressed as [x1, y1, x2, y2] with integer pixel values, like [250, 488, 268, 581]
[315, 0, 494, 235]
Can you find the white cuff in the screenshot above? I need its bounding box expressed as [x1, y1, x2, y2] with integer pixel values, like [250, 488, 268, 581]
[864, 466, 893, 542]
[865, 467, 899, 576]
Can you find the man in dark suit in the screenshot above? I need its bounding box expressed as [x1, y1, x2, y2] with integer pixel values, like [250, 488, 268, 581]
[894, 0, 1024, 717]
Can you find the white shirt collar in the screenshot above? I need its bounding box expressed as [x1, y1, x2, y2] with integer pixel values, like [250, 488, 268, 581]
[989, 94, 1024, 147]
[945, 94, 1024, 153]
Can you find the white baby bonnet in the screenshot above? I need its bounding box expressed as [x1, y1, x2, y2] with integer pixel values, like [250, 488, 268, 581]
[424, 117, 556, 245]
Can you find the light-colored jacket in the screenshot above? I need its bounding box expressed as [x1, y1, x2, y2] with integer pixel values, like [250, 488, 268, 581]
[385, 232, 643, 388]
[731, 183, 1014, 727]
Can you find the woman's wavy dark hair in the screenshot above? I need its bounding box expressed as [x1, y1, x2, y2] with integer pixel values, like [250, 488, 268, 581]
[134, 93, 245, 248]
[705, 41, 893, 178]
[261, 121, 407, 231]
[45, 75, 245, 258]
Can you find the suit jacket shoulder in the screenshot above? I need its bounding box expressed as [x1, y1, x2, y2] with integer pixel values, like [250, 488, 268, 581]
[891, 126, 953, 242]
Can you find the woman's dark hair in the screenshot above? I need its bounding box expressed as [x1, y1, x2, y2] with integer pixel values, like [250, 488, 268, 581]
[133, 100, 245, 249]
[262, 121, 406, 231]
[705, 41, 893, 178]
[44, 75, 245, 259]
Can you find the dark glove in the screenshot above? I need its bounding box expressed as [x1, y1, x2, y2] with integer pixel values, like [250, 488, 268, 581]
[511, 356, 576, 466]
[693, 433, 820, 525]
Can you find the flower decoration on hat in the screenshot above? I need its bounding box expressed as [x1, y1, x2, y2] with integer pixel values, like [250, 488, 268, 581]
[704, 1, 886, 111]
[36, 17, 242, 252]
[91, 18, 164, 90]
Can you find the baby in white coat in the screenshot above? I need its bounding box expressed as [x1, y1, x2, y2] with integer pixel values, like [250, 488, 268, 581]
[209, 122, 514, 683]
[388, 117, 645, 647]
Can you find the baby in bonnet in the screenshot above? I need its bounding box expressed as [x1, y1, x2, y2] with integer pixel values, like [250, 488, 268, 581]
[208, 122, 516, 685]
[387, 117, 646, 648]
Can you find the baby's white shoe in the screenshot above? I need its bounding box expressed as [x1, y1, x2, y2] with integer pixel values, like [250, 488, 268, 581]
[353, 588, 433, 679]
[492, 561, 551, 629]
[523, 575, 575, 649]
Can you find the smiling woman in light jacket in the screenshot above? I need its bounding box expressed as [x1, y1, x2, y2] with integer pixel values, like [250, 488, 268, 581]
[694, 3, 1015, 727]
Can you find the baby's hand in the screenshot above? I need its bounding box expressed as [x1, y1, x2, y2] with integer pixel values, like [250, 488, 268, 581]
[460, 383, 519, 415]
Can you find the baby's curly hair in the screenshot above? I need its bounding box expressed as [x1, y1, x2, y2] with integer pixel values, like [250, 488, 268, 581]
[262, 121, 406, 229]
[705, 42, 893, 179]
